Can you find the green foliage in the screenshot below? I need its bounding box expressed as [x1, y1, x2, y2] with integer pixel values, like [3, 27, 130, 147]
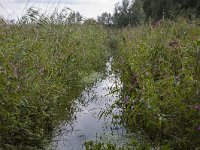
[0, 9, 107, 149]
[113, 0, 132, 27]
[111, 19, 200, 149]
[85, 141, 119, 150]
[97, 12, 113, 26]
[85, 138, 161, 150]
[142, 0, 200, 20]
[83, 19, 98, 25]
[112, 0, 200, 27]
[67, 11, 83, 24]
[113, 0, 146, 27]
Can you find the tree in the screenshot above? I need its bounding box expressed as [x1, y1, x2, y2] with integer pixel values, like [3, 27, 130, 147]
[83, 18, 98, 25]
[113, 0, 146, 27]
[76, 12, 82, 22]
[97, 12, 113, 26]
[67, 11, 83, 24]
[129, 0, 146, 25]
[142, 0, 200, 21]
[113, 0, 131, 27]
[112, 0, 200, 27]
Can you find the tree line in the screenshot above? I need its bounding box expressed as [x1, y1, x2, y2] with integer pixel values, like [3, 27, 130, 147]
[17, 0, 200, 27]
[98, 0, 200, 27]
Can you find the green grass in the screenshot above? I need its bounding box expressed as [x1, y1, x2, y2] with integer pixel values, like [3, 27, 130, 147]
[0, 11, 107, 149]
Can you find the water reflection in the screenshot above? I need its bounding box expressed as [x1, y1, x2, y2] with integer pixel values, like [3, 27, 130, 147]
[51, 57, 125, 150]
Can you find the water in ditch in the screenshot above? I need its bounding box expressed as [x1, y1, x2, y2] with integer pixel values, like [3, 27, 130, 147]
[49, 57, 130, 150]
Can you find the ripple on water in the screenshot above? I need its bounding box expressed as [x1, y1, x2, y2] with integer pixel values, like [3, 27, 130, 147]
[49, 58, 128, 150]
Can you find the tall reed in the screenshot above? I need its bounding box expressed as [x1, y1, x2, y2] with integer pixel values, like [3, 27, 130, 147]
[0, 9, 107, 149]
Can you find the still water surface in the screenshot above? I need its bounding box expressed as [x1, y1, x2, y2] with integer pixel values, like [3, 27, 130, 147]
[51, 58, 127, 150]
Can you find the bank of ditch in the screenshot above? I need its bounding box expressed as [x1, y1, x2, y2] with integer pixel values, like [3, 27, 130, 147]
[107, 19, 200, 149]
[0, 12, 108, 149]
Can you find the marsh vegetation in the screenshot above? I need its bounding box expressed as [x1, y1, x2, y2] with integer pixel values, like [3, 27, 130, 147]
[0, 0, 200, 149]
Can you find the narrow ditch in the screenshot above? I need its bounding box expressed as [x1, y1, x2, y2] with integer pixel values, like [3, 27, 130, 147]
[48, 57, 128, 150]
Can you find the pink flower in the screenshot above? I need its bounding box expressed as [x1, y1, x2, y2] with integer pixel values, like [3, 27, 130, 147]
[195, 105, 200, 111]
[197, 126, 200, 131]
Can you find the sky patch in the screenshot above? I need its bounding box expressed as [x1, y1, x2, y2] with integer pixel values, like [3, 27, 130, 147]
[0, 0, 119, 19]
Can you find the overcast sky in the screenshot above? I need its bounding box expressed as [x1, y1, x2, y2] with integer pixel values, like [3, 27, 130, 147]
[0, 0, 119, 20]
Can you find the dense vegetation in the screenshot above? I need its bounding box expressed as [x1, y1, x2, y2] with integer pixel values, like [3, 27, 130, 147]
[0, 10, 107, 149]
[98, 0, 200, 27]
[109, 19, 200, 149]
[1, 1, 200, 150]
